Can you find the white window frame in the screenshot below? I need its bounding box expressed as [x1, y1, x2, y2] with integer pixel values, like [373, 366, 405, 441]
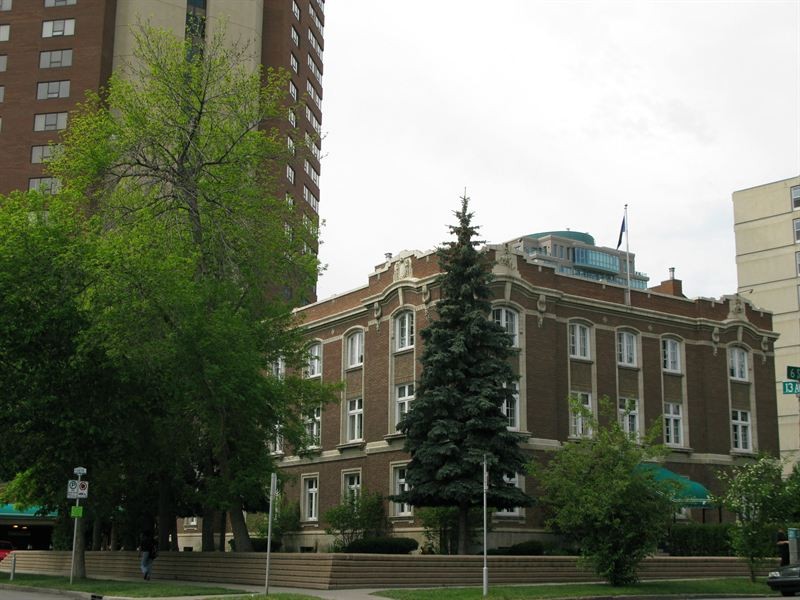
[289, 80, 297, 101]
[395, 311, 414, 351]
[492, 306, 519, 347]
[40, 49, 73, 68]
[269, 425, 284, 455]
[307, 342, 321, 377]
[792, 185, 800, 210]
[393, 465, 412, 517]
[28, 177, 61, 194]
[305, 406, 321, 448]
[731, 409, 751, 451]
[396, 383, 414, 432]
[345, 330, 364, 368]
[271, 356, 285, 380]
[289, 53, 298, 73]
[496, 474, 521, 517]
[728, 346, 749, 381]
[303, 185, 319, 213]
[343, 471, 361, 499]
[569, 392, 592, 438]
[34, 112, 67, 131]
[346, 397, 363, 442]
[288, 109, 296, 127]
[0, 55, 7, 72]
[42, 19, 75, 38]
[286, 164, 295, 184]
[618, 397, 639, 438]
[0, 1, 11, 12]
[45, 0, 77, 6]
[568, 322, 590, 359]
[0, 24, 8, 42]
[794, 218, 800, 243]
[302, 475, 319, 522]
[37, 80, 70, 100]
[502, 382, 519, 431]
[662, 338, 682, 373]
[617, 330, 637, 367]
[290, 25, 299, 46]
[664, 402, 683, 446]
[291, 0, 300, 19]
[0, 85, 4, 103]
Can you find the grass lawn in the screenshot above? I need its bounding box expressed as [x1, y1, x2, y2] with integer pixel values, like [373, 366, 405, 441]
[375, 577, 776, 599]
[0, 573, 320, 598]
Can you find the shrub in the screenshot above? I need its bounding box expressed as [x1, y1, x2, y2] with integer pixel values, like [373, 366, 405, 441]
[324, 491, 386, 550]
[667, 523, 733, 556]
[486, 539, 545, 556]
[344, 536, 419, 554]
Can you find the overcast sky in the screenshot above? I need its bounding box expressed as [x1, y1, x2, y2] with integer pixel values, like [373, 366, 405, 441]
[315, 0, 800, 301]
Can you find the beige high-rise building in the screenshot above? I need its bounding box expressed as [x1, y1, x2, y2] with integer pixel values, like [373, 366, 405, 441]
[733, 175, 800, 468]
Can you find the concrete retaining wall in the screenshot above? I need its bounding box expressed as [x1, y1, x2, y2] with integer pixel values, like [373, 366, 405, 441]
[0, 551, 773, 590]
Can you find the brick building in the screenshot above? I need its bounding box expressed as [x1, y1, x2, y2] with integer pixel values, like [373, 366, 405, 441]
[278, 241, 779, 551]
[0, 0, 323, 264]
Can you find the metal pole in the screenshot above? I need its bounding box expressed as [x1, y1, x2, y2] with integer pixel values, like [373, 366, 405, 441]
[10, 553, 15, 581]
[264, 472, 277, 596]
[624, 204, 631, 306]
[482, 454, 488, 597]
[69, 472, 81, 584]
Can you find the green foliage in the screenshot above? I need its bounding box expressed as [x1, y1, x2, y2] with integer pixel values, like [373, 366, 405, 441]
[714, 453, 788, 581]
[344, 537, 419, 554]
[666, 523, 733, 556]
[324, 491, 386, 551]
[417, 506, 483, 555]
[530, 396, 675, 585]
[397, 197, 532, 554]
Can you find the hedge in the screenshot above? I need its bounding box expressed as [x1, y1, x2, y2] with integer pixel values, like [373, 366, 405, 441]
[488, 539, 545, 556]
[344, 536, 419, 554]
[667, 523, 733, 556]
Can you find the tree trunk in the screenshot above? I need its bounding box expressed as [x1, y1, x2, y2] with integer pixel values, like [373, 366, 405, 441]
[457, 506, 470, 555]
[218, 510, 227, 551]
[91, 517, 102, 551]
[109, 519, 118, 551]
[201, 508, 216, 551]
[229, 505, 253, 552]
[169, 515, 179, 551]
[74, 515, 86, 579]
[157, 477, 172, 551]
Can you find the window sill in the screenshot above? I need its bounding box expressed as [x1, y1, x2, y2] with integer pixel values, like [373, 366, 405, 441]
[337, 440, 365, 451]
[344, 364, 363, 372]
[662, 370, 684, 376]
[384, 432, 405, 441]
[394, 346, 414, 356]
[300, 521, 319, 528]
[665, 445, 693, 454]
[731, 449, 756, 456]
[568, 356, 593, 364]
[730, 378, 750, 384]
[390, 515, 414, 522]
[617, 363, 640, 371]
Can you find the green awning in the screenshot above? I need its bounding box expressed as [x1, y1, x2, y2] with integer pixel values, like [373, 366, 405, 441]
[637, 464, 714, 508]
[0, 504, 57, 519]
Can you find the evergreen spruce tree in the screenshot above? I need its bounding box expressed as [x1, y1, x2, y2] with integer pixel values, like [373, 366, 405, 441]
[396, 196, 533, 554]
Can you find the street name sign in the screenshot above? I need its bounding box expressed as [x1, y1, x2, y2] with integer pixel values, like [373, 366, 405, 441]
[783, 381, 800, 394]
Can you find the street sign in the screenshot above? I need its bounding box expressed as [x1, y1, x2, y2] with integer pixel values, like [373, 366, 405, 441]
[67, 480, 79, 499]
[783, 381, 800, 394]
[73, 467, 87, 476]
[70, 506, 83, 518]
[77, 481, 89, 498]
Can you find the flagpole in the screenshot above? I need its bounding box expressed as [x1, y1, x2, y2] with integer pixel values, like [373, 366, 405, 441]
[624, 204, 631, 305]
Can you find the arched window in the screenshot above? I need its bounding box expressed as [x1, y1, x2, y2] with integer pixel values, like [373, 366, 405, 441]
[307, 342, 322, 377]
[568, 322, 591, 359]
[728, 346, 749, 381]
[395, 311, 414, 351]
[345, 330, 364, 368]
[661, 337, 682, 373]
[616, 330, 638, 367]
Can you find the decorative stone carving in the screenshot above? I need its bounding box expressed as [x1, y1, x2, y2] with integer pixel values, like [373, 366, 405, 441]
[373, 302, 382, 330]
[726, 295, 747, 322]
[422, 284, 432, 318]
[393, 257, 412, 281]
[712, 326, 720, 356]
[536, 295, 547, 328]
[762, 336, 769, 364]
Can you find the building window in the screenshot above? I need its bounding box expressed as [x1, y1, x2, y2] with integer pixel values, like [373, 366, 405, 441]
[271, 357, 285, 380]
[28, 177, 61, 194]
[302, 476, 318, 521]
[395, 311, 414, 351]
[183, 516, 198, 528]
[36, 80, 70, 100]
[0, 1, 9, 12]
[34, 111, 67, 131]
[39, 49, 73, 68]
[42, 19, 75, 38]
[569, 392, 592, 438]
[0, 55, 6, 71]
[309, 4, 323, 33]
[731, 409, 751, 451]
[268, 425, 283, 455]
[308, 29, 322, 57]
[289, 80, 297, 101]
[492, 307, 519, 347]
[286, 135, 295, 155]
[307, 342, 321, 377]
[290, 25, 299, 46]
[396, 383, 414, 431]
[502, 382, 520, 431]
[792, 185, 800, 210]
[393, 466, 412, 517]
[31, 144, 60, 163]
[307, 54, 322, 82]
[0, 24, 9, 42]
[306, 106, 321, 133]
[617, 330, 637, 367]
[728, 346, 749, 381]
[618, 397, 639, 438]
[305, 406, 321, 447]
[345, 330, 363, 368]
[794, 218, 800, 243]
[288, 109, 296, 127]
[289, 53, 298, 73]
[291, 0, 300, 19]
[286, 165, 295, 184]
[45, 0, 77, 6]
[664, 402, 682, 446]
[568, 322, 590, 359]
[496, 474, 521, 517]
[343, 472, 360, 499]
[0, 85, 4, 102]
[346, 398, 363, 442]
[303, 186, 319, 213]
[661, 338, 682, 373]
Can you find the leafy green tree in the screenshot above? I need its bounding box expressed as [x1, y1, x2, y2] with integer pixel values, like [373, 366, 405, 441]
[715, 454, 788, 582]
[46, 24, 334, 551]
[324, 491, 386, 551]
[531, 396, 676, 585]
[395, 196, 532, 554]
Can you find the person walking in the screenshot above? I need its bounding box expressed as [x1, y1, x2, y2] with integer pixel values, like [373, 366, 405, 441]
[777, 528, 790, 566]
[139, 534, 157, 580]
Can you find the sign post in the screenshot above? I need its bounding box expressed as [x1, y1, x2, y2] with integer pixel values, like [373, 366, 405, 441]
[264, 472, 277, 597]
[68, 467, 87, 584]
[482, 455, 488, 598]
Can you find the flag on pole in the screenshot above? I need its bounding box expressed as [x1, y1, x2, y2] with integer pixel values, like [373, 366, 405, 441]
[616, 215, 626, 250]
